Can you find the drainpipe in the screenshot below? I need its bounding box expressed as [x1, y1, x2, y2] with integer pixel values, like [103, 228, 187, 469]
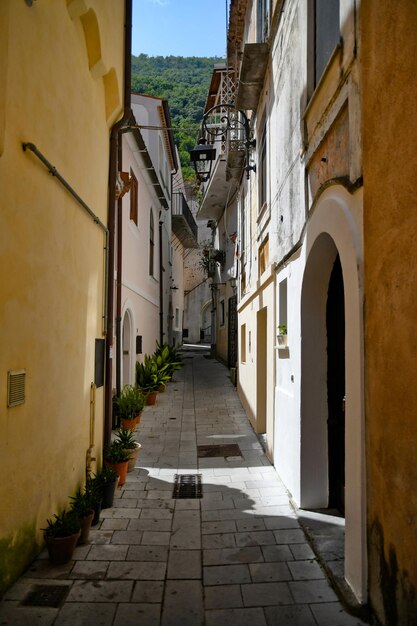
[115, 139, 123, 397]
[104, 0, 132, 447]
[159, 213, 164, 346]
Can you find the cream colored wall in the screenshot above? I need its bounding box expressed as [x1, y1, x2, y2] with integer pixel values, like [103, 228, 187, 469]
[237, 271, 275, 456]
[0, 0, 124, 594]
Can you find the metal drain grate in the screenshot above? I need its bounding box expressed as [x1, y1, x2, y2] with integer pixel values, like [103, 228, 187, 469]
[197, 444, 242, 458]
[21, 584, 70, 608]
[173, 474, 202, 499]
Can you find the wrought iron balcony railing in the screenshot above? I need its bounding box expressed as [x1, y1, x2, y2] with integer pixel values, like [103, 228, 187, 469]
[172, 192, 198, 248]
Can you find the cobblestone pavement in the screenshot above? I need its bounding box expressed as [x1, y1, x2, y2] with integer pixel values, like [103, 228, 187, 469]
[0, 352, 368, 625]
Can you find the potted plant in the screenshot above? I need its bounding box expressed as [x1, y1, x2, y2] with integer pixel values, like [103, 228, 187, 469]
[136, 355, 170, 405]
[277, 324, 288, 348]
[86, 474, 104, 524]
[154, 342, 183, 382]
[69, 488, 94, 544]
[114, 384, 145, 429]
[114, 428, 142, 472]
[42, 510, 81, 564]
[104, 442, 131, 486]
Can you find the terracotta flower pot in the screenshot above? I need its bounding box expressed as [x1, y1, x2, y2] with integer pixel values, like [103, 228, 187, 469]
[78, 511, 94, 545]
[126, 443, 142, 472]
[45, 530, 81, 565]
[105, 460, 128, 486]
[121, 416, 138, 430]
[146, 391, 158, 406]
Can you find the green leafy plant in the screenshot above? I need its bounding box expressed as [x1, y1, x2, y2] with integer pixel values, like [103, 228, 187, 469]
[69, 488, 94, 519]
[136, 354, 170, 392]
[104, 441, 132, 463]
[277, 324, 287, 335]
[42, 510, 80, 538]
[154, 343, 183, 379]
[114, 384, 145, 421]
[114, 428, 138, 450]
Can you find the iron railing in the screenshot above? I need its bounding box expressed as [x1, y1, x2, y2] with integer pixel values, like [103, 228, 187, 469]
[172, 192, 198, 241]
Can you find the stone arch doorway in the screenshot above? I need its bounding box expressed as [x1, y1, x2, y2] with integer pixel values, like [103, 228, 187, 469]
[122, 309, 134, 386]
[300, 185, 366, 602]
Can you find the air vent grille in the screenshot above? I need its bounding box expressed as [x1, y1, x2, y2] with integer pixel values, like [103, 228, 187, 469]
[8, 369, 26, 407]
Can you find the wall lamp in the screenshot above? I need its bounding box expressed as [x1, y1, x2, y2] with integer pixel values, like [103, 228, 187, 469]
[189, 103, 256, 183]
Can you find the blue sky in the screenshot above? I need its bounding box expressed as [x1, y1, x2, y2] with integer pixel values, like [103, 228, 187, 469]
[132, 0, 227, 58]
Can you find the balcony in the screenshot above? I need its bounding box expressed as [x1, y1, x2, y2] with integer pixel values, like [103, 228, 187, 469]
[236, 43, 269, 111]
[172, 192, 199, 248]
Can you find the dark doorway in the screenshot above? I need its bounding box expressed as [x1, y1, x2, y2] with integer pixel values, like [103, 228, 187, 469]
[326, 254, 345, 514]
[228, 296, 238, 368]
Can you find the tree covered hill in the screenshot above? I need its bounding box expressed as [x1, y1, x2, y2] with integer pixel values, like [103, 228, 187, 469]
[131, 54, 225, 181]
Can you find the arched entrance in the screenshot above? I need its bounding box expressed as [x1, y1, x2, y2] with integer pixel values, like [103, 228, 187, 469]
[327, 254, 345, 514]
[300, 185, 366, 602]
[122, 310, 133, 386]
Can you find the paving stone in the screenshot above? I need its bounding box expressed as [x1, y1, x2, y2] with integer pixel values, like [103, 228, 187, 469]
[69, 561, 109, 579]
[287, 559, 325, 580]
[261, 544, 294, 562]
[264, 604, 316, 626]
[86, 545, 128, 561]
[86, 530, 114, 545]
[235, 531, 276, 547]
[126, 544, 168, 561]
[241, 582, 294, 606]
[263, 516, 300, 530]
[204, 564, 251, 585]
[249, 561, 292, 582]
[114, 603, 161, 626]
[21, 560, 75, 579]
[167, 550, 201, 579]
[107, 561, 166, 580]
[310, 602, 366, 625]
[110, 530, 144, 544]
[273, 529, 307, 544]
[66, 580, 133, 602]
[288, 579, 339, 603]
[131, 579, 165, 604]
[55, 602, 116, 625]
[289, 543, 316, 560]
[100, 518, 129, 531]
[203, 547, 263, 565]
[141, 531, 171, 546]
[202, 533, 236, 549]
[205, 607, 267, 626]
[202, 521, 237, 534]
[128, 518, 172, 531]
[139, 508, 174, 520]
[204, 584, 243, 609]
[236, 519, 266, 532]
[162, 580, 204, 626]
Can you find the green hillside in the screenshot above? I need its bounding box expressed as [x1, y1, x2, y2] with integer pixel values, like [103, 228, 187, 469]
[131, 54, 225, 181]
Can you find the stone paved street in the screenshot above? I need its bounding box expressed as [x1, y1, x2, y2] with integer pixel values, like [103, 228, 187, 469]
[0, 351, 368, 625]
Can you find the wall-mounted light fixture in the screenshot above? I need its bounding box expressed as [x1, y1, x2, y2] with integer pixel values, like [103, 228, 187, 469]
[189, 103, 256, 183]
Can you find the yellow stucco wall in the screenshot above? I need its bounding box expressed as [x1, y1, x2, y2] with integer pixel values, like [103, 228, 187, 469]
[0, 0, 124, 594]
[362, 2, 417, 623]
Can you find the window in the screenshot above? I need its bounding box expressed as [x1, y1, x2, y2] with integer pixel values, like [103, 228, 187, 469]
[130, 169, 138, 225]
[219, 299, 225, 326]
[259, 236, 269, 277]
[279, 278, 288, 330]
[258, 120, 267, 211]
[175, 307, 180, 330]
[257, 0, 269, 43]
[241, 324, 246, 363]
[149, 209, 155, 276]
[314, 0, 340, 86]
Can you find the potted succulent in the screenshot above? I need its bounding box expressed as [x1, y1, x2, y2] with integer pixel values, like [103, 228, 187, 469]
[69, 488, 94, 544]
[114, 428, 142, 472]
[86, 474, 104, 524]
[136, 355, 170, 405]
[277, 324, 288, 349]
[114, 384, 146, 429]
[42, 510, 81, 564]
[154, 342, 183, 382]
[104, 442, 131, 486]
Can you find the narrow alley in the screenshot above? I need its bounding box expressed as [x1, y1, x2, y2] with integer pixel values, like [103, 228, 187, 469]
[0, 349, 367, 626]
